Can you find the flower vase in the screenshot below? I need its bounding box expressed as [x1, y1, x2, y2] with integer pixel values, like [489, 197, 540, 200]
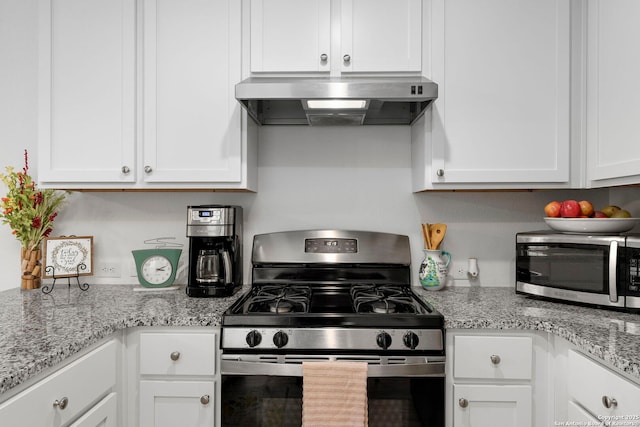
[418, 249, 451, 291]
[21, 246, 42, 290]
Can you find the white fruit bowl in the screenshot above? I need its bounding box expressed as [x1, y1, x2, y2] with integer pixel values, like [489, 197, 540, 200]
[544, 217, 639, 234]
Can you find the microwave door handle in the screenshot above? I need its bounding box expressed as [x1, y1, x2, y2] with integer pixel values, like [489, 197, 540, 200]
[609, 241, 618, 303]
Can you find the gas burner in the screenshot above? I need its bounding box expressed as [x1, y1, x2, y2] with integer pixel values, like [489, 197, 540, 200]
[245, 284, 311, 314]
[269, 301, 293, 313]
[372, 301, 396, 314]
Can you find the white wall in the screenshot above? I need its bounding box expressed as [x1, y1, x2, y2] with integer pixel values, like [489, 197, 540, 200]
[0, 0, 626, 292]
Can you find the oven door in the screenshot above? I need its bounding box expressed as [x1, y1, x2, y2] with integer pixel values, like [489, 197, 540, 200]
[221, 354, 445, 427]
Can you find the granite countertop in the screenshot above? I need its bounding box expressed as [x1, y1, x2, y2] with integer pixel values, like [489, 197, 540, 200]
[417, 287, 640, 381]
[1, 284, 640, 397]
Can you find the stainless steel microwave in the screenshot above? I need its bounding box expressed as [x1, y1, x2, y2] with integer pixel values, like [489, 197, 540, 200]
[516, 231, 640, 311]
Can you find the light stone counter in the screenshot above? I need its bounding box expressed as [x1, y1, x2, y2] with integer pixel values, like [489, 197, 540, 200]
[417, 287, 640, 381]
[1, 284, 639, 397]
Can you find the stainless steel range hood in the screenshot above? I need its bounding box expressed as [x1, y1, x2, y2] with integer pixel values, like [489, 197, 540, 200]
[235, 76, 438, 126]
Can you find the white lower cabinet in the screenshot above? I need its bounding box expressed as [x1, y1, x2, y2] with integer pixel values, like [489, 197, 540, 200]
[140, 380, 215, 427]
[129, 327, 220, 427]
[0, 339, 119, 427]
[447, 331, 548, 427]
[453, 384, 532, 427]
[567, 350, 640, 426]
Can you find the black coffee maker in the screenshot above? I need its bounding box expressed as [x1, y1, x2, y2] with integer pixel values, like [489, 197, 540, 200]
[186, 205, 242, 297]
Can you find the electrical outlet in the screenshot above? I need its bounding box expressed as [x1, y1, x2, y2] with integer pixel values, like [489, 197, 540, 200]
[451, 262, 467, 280]
[95, 262, 121, 278]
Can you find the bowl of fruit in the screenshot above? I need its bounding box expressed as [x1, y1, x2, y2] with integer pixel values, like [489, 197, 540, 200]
[543, 200, 638, 234]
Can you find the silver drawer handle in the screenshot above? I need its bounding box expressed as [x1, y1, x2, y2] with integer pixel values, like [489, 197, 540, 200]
[121, 166, 130, 174]
[436, 168, 445, 177]
[144, 165, 153, 174]
[53, 397, 69, 410]
[200, 395, 210, 405]
[320, 53, 328, 62]
[458, 398, 468, 408]
[602, 395, 617, 409]
[343, 54, 351, 63]
[490, 354, 501, 365]
[170, 351, 180, 361]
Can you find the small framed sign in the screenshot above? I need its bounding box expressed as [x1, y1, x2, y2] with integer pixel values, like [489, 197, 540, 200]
[43, 236, 93, 278]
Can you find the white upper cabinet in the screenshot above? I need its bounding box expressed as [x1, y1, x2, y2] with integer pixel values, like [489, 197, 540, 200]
[585, 0, 640, 188]
[38, 0, 256, 190]
[142, 0, 243, 185]
[412, 0, 573, 190]
[250, 0, 331, 73]
[37, 0, 136, 184]
[340, 0, 422, 73]
[249, 0, 422, 74]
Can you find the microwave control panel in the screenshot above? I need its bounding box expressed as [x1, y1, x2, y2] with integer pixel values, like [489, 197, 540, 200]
[625, 236, 640, 294]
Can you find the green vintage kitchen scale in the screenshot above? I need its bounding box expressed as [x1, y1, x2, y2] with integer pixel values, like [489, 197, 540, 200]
[132, 238, 183, 288]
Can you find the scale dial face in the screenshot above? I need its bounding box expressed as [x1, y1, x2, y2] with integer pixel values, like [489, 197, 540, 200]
[140, 255, 173, 285]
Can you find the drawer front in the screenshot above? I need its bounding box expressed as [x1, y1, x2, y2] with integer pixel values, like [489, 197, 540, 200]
[454, 335, 533, 380]
[139, 332, 216, 376]
[568, 350, 640, 420]
[0, 340, 117, 426]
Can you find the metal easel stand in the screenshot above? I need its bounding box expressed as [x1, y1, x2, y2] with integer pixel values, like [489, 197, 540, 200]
[41, 263, 90, 294]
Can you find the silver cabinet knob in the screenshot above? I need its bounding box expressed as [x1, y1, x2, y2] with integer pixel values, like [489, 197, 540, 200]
[200, 395, 210, 405]
[602, 395, 618, 409]
[53, 397, 69, 410]
[121, 166, 130, 174]
[490, 354, 501, 365]
[170, 351, 180, 361]
[458, 398, 468, 408]
[436, 169, 445, 177]
[343, 54, 351, 63]
[320, 53, 328, 62]
[144, 165, 153, 174]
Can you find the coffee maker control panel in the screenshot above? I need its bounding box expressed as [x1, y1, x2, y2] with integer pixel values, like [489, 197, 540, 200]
[189, 207, 228, 225]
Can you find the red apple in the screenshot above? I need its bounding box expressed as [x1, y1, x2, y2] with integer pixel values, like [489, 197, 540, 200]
[560, 200, 581, 218]
[544, 201, 561, 217]
[593, 211, 608, 218]
[578, 200, 594, 217]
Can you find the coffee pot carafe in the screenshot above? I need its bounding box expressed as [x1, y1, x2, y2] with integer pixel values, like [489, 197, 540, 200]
[196, 248, 232, 284]
[186, 205, 242, 297]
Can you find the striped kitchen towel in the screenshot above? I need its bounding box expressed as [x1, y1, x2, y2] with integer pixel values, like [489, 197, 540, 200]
[302, 361, 368, 427]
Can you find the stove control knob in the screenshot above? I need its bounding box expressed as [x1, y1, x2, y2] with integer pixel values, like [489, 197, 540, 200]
[403, 332, 420, 349]
[273, 331, 289, 348]
[245, 330, 262, 348]
[376, 332, 392, 350]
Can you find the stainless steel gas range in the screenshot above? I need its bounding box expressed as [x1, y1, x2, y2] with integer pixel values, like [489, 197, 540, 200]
[220, 230, 445, 427]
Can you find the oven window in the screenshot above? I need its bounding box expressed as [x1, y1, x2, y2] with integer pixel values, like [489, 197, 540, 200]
[221, 376, 444, 427]
[516, 244, 608, 293]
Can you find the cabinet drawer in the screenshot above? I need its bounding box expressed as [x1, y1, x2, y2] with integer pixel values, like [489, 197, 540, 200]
[139, 332, 216, 376]
[0, 340, 117, 426]
[454, 335, 532, 380]
[568, 350, 640, 420]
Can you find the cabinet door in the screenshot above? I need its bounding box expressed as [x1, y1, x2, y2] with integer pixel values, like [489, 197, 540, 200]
[142, 0, 242, 183]
[70, 392, 118, 427]
[139, 380, 215, 427]
[250, 0, 331, 73]
[586, 0, 640, 187]
[453, 384, 532, 427]
[419, 0, 570, 188]
[341, 0, 422, 73]
[37, 0, 136, 184]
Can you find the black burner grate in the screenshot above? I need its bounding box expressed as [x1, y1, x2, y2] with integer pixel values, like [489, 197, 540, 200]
[246, 284, 312, 313]
[351, 284, 425, 314]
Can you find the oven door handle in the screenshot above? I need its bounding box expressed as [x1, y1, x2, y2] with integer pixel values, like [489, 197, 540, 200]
[221, 359, 445, 378]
